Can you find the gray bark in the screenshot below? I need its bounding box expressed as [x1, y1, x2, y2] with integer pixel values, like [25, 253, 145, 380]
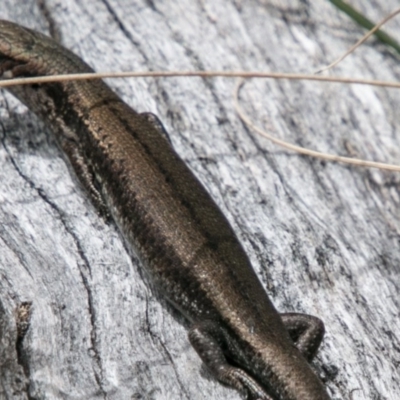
[0, 1, 400, 399]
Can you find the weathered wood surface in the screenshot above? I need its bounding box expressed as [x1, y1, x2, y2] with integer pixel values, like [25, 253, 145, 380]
[0, 1, 399, 399]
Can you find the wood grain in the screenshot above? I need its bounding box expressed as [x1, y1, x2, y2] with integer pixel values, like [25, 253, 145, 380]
[0, 1, 399, 399]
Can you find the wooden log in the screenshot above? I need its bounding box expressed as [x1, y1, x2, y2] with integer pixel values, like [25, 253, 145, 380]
[0, 1, 399, 398]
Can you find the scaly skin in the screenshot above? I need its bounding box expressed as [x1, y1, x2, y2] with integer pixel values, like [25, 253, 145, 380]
[0, 20, 331, 399]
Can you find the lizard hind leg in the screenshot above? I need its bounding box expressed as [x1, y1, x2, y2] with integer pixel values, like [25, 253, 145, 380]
[188, 320, 272, 400]
[280, 313, 325, 362]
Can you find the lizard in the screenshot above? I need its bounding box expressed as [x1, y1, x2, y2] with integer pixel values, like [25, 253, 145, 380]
[0, 20, 331, 400]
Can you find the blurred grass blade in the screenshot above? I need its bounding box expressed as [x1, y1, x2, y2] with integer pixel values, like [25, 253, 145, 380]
[329, 0, 400, 54]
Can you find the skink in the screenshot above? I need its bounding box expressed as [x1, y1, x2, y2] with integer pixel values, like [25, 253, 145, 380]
[0, 20, 331, 400]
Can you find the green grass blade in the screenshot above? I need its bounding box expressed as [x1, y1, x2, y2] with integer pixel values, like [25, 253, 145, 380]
[329, 0, 400, 54]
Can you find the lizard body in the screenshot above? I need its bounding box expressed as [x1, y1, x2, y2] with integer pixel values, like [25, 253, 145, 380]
[0, 20, 331, 400]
